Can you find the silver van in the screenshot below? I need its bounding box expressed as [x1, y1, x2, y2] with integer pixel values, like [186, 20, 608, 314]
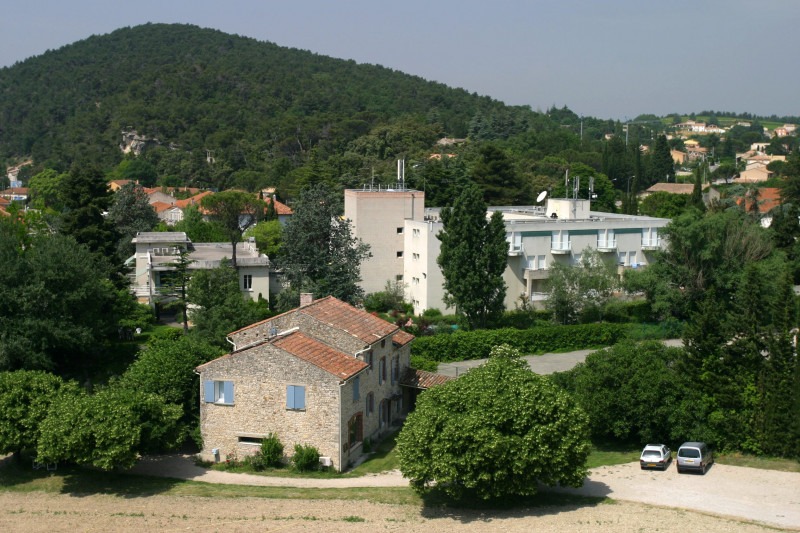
[676, 441, 713, 474]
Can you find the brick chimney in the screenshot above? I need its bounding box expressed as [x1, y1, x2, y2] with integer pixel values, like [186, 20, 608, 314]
[300, 293, 314, 307]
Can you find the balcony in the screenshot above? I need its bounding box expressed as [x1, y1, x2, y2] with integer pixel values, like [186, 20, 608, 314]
[524, 268, 550, 280]
[550, 240, 571, 254]
[641, 238, 661, 251]
[530, 292, 549, 302]
[596, 239, 617, 252]
[508, 244, 524, 257]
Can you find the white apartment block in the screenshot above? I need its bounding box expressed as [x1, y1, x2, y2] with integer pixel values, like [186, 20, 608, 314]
[347, 189, 670, 315]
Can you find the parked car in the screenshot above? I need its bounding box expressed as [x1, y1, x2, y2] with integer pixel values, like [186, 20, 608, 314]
[676, 441, 713, 474]
[639, 444, 672, 470]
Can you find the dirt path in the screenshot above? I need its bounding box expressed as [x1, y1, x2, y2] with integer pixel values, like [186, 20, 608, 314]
[126, 454, 800, 529]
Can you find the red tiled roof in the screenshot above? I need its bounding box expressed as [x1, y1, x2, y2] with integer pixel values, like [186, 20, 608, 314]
[400, 368, 454, 389]
[273, 331, 367, 379]
[265, 197, 293, 215]
[392, 330, 414, 347]
[0, 206, 9, 217]
[300, 296, 400, 345]
[737, 187, 781, 214]
[151, 201, 174, 213]
[175, 191, 214, 209]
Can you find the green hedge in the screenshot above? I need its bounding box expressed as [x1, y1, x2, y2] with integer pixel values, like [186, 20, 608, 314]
[411, 323, 630, 363]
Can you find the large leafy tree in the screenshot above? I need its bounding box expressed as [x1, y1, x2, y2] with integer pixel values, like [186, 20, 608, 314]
[0, 225, 122, 376]
[437, 183, 507, 329]
[0, 371, 81, 456]
[469, 144, 528, 205]
[397, 345, 590, 500]
[107, 182, 159, 260]
[201, 190, 263, 267]
[186, 260, 261, 347]
[545, 248, 618, 325]
[278, 184, 371, 307]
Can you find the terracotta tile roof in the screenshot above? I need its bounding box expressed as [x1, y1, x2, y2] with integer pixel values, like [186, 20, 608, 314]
[645, 183, 695, 195]
[265, 197, 293, 215]
[151, 201, 174, 213]
[273, 331, 367, 379]
[737, 187, 781, 214]
[300, 296, 400, 345]
[400, 368, 454, 389]
[392, 330, 415, 347]
[175, 191, 214, 209]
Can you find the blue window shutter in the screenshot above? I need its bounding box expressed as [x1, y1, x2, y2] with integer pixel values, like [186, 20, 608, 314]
[204, 381, 215, 403]
[224, 381, 234, 404]
[296, 386, 306, 409]
[286, 385, 294, 409]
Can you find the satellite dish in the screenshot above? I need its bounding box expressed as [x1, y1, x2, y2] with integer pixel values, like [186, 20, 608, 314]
[536, 191, 548, 203]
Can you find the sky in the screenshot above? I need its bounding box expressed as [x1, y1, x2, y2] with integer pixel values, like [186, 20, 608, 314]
[1, 0, 798, 120]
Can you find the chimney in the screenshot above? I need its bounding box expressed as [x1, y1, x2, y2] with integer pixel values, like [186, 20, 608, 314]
[300, 293, 314, 307]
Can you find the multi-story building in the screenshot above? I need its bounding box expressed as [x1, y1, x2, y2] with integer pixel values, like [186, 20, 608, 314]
[346, 188, 670, 315]
[130, 232, 272, 307]
[344, 186, 425, 295]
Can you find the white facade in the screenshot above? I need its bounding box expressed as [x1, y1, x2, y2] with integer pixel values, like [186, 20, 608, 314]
[344, 187, 425, 295]
[130, 232, 271, 306]
[402, 199, 669, 315]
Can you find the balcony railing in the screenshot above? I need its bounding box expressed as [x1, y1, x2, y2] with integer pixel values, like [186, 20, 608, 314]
[596, 239, 617, 251]
[641, 238, 661, 250]
[550, 240, 571, 254]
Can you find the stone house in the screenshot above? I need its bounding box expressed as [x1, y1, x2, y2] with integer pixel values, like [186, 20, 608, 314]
[196, 295, 415, 471]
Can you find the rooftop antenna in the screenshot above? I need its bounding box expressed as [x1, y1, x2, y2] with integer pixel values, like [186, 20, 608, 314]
[574, 176, 580, 199]
[564, 168, 569, 195]
[397, 159, 405, 189]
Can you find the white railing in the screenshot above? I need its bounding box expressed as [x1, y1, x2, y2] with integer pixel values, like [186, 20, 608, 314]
[550, 240, 571, 252]
[597, 239, 617, 249]
[642, 238, 661, 249]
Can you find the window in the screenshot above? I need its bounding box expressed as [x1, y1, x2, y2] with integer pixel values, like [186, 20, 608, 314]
[366, 392, 374, 416]
[379, 357, 386, 385]
[381, 339, 386, 348]
[395, 274, 403, 281]
[379, 399, 389, 428]
[391, 357, 399, 385]
[242, 274, 253, 290]
[412, 253, 420, 261]
[238, 436, 262, 445]
[396, 251, 403, 258]
[347, 413, 363, 448]
[286, 385, 306, 410]
[412, 228, 420, 237]
[204, 380, 234, 405]
[352, 376, 360, 401]
[367, 350, 374, 370]
[396, 227, 404, 234]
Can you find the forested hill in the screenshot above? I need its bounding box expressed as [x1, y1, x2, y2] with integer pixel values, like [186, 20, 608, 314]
[0, 23, 538, 190]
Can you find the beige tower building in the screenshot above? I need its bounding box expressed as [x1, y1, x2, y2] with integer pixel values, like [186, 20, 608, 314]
[344, 186, 425, 295]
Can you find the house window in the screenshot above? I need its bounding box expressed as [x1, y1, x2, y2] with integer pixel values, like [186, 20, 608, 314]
[396, 251, 403, 258]
[352, 376, 360, 402]
[204, 380, 234, 405]
[242, 274, 253, 290]
[412, 253, 420, 261]
[395, 274, 403, 281]
[286, 385, 306, 410]
[366, 392, 374, 416]
[379, 399, 389, 429]
[381, 339, 386, 348]
[238, 436, 262, 445]
[391, 357, 399, 385]
[412, 228, 420, 237]
[396, 227, 403, 234]
[367, 350, 374, 370]
[379, 357, 386, 385]
[348, 413, 363, 448]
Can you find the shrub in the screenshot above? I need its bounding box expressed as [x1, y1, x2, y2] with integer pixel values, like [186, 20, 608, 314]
[291, 443, 320, 471]
[260, 433, 284, 467]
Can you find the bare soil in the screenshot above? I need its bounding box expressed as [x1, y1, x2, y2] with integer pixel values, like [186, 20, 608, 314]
[1, 456, 798, 532]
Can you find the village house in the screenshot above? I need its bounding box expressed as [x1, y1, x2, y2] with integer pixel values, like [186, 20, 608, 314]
[196, 295, 427, 471]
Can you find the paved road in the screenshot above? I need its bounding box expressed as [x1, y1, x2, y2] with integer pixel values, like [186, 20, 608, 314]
[437, 339, 684, 377]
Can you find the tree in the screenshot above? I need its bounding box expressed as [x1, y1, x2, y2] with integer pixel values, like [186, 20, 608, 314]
[0, 228, 122, 376]
[27, 169, 67, 211]
[278, 184, 371, 307]
[397, 345, 590, 500]
[37, 385, 183, 470]
[173, 205, 227, 243]
[186, 260, 260, 347]
[469, 144, 528, 205]
[159, 249, 193, 333]
[638, 191, 689, 218]
[651, 135, 675, 184]
[107, 182, 159, 260]
[111, 158, 159, 187]
[437, 183, 507, 329]
[553, 341, 686, 444]
[0, 371, 81, 456]
[544, 248, 618, 325]
[59, 163, 120, 262]
[244, 219, 283, 258]
[201, 190, 263, 268]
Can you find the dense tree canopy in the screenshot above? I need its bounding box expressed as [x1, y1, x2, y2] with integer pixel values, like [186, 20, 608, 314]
[397, 345, 590, 500]
[437, 183, 508, 328]
[201, 190, 263, 267]
[277, 184, 371, 308]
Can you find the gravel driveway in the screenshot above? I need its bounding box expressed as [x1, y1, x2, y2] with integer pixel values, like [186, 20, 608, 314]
[129, 454, 800, 529]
